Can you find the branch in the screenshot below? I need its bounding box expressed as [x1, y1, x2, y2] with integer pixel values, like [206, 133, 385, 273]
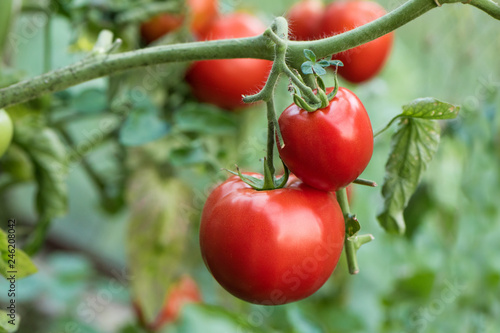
[0, 36, 273, 110]
[467, 0, 500, 19]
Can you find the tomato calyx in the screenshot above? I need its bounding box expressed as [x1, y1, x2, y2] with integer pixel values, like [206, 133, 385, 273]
[225, 160, 290, 191]
[293, 49, 344, 112]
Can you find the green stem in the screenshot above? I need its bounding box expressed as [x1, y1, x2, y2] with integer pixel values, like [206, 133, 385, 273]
[467, 0, 500, 19]
[336, 188, 359, 275]
[287, 0, 438, 68]
[374, 115, 403, 138]
[266, 100, 276, 178]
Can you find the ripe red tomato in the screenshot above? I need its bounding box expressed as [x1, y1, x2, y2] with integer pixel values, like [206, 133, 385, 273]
[319, 0, 394, 83]
[185, 13, 272, 110]
[150, 275, 202, 330]
[200, 173, 345, 304]
[0, 109, 13, 158]
[286, 0, 324, 41]
[140, 0, 218, 43]
[277, 87, 373, 192]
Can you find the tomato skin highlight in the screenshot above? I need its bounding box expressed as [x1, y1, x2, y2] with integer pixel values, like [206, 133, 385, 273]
[200, 173, 345, 305]
[278, 87, 373, 192]
[286, 0, 324, 41]
[140, 0, 218, 43]
[185, 13, 272, 110]
[319, 0, 394, 83]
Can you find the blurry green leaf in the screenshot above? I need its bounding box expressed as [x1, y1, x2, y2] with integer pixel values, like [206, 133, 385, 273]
[174, 103, 237, 135]
[377, 118, 440, 234]
[403, 184, 434, 239]
[393, 271, 436, 300]
[286, 306, 323, 333]
[401, 98, 460, 120]
[127, 168, 192, 323]
[170, 304, 272, 333]
[169, 144, 206, 167]
[0, 229, 37, 279]
[0, 309, 19, 333]
[120, 107, 170, 146]
[71, 89, 108, 114]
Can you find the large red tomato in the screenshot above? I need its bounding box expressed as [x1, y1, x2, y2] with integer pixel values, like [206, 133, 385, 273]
[286, 0, 324, 41]
[185, 13, 272, 110]
[319, 0, 393, 83]
[140, 0, 218, 43]
[278, 87, 373, 192]
[199, 173, 345, 304]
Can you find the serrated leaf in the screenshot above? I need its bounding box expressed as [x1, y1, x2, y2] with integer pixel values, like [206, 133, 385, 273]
[401, 98, 460, 120]
[312, 63, 327, 76]
[0, 228, 37, 280]
[120, 107, 170, 146]
[377, 118, 441, 234]
[173, 103, 237, 135]
[127, 169, 192, 324]
[0, 309, 20, 333]
[303, 49, 316, 62]
[301, 61, 314, 75]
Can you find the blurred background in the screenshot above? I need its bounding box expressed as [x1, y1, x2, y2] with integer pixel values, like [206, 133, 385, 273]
[0, 0, 499, 332]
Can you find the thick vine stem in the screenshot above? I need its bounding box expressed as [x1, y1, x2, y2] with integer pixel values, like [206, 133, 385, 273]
[0, 0, 499, 110]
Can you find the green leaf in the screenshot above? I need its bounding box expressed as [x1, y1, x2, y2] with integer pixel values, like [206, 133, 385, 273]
[401, 98, 460, 119]
[345, 215, 361, 237]
[303, 49, 316, 62]
[120, 106, 170, 146]
[173, 103, 237, 135]
[317, 60, 330, 67]
[0, 229, 37, 280]
[301, 61, 314, 75]
[0, 309, 19, 333]
[311, 64, 327, 76]
[127, 169, 192, 324]
[171, 304, 273, 333]
[328, 60, 344, 67]
[377, 118, 441, 234]
[71, 88, 108, 114]
[169, 143, 206, 167]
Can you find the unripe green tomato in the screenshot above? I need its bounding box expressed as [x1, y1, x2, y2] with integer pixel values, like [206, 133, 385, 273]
[0, 109, 13, 158]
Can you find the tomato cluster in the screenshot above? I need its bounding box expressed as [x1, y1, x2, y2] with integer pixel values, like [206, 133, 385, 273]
[287, 0, 394, 83]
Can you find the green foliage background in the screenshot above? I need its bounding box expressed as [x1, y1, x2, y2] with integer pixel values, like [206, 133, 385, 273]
[0, 0, 499, 332]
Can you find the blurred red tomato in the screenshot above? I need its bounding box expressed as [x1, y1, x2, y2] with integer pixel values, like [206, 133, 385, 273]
[140, 0, 218, 43]
[186, 13, 272, 110]
[286, 0, 324, 41]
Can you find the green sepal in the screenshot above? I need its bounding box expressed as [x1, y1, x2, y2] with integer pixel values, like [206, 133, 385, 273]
[273, 162, 290, 189]
[345, 214, 361, 237]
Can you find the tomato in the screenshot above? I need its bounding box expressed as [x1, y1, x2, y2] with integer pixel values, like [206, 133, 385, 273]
[140, 0, 218, 43]
[185, 13, 272, 110]
[150, 275, 202, 330]
[0, 109, 13, 158]
[286, 0, 324, 41]
[199, 173, 345, 304]
[319, 0, 393, 83]
[277, 87, 373, 192]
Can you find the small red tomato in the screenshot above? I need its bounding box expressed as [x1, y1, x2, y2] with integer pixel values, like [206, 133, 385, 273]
[319, 0, 393, 83]
[150, 275, 202, 330]
[140, 0, 218, 43]
[286, 0, 324, 41]
[278, 87, 373, 192]
[185, 13, 272, 110]
[200, 173, 345, 304]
